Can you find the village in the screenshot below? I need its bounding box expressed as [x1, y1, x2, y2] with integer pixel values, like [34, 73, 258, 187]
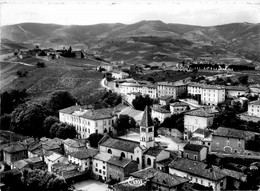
[1, 45, 260, 191]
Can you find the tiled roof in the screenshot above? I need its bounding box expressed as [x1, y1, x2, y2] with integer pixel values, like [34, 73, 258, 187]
[69, 148, 98, 160]
[46, 152, 63, 162]
[188, 82, 225, 90]
[152, 107, 171, 114]
[156, 158, 174, 166]
[144, 147, 164, 157]
[81, 108, 116, 120]
[184, 107, 216, 117]
[25, 156, 42, 164]
[3, 143, 26, 153]
[249, 100, 260, 105]
[215, 167, 246, 181]
[93, 153, 112, 162]
[140, 106, 154, 127]
[183, 143, 206, 152]
[63, 138, 85, 148]
[169, 158, 226, 181]
[170, 102, 189, 107]
[159, 95, 172, 101]
[225, 86, 248, 91]
[13, 160, 29, 170]
[107, 156, 134, 167]
[59, 105, 82, 114]
[131, 168, 188, 188]
[213, 127, 248, 139]
[157, 81, 187, 87]
[188, 82, 203, 87]
[100, 136, 140, 153]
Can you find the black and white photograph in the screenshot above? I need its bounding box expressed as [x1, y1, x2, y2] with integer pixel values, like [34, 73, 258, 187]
[0, 0, 260, 190]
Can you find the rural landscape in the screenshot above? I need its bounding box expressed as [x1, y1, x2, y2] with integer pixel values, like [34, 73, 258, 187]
[1, 1, 260, 191]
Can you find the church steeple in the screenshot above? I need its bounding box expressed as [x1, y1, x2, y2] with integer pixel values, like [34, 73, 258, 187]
[140, 106, 154, 149]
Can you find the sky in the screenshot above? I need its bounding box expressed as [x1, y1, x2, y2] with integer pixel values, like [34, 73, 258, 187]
[1, 0, 260, 26]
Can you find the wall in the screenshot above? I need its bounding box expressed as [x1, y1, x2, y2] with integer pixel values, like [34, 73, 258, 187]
[93, 158, 107, 181]
[184, 115, 213, 133]
[151, 110, 171, 123]
[248, 104, 260, 118]
[107, 164, 124, 182]
[211, 135, 245, 154]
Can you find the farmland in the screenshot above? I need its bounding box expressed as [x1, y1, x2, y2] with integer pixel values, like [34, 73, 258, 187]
[0, 56, 105, 105]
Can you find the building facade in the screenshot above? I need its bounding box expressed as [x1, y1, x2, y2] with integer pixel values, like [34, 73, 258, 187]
[157, 81, 187, 99]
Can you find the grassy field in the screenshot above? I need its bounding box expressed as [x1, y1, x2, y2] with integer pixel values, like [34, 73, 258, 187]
[0, 56, 105, 104]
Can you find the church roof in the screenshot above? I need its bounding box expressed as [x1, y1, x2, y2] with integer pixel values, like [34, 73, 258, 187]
[140, 106, 154, 127]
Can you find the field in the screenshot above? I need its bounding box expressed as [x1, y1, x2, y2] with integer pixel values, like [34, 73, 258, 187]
[0, 56, 105, 104]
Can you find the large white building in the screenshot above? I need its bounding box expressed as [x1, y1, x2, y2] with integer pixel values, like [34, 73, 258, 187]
[111, 70, 129, 79]
[188, 83, 225, 106]
[157, 81, 187, 99]
[119, 81, 157, 99]
[151, 106, 171, 123]
[247, 100, 260, 118]
[59, 106, 117, 139]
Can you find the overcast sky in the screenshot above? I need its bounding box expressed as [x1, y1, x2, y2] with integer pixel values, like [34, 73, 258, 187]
[1, 0, 260, 26]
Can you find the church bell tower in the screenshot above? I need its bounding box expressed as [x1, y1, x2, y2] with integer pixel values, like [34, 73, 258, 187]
[140, 105, 154, 149]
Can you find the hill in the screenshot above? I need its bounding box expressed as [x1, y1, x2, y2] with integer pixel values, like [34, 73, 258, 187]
[1, 21, 260, 64]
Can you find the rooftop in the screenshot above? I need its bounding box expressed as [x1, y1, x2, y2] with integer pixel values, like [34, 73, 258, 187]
[63, 138, 85, 148]
[69, 148, 98, 160]
[144, 147, 164, 157]
[157, 81, 187, 87]
[184, 107, 216, 117]
[13, 160, 29, 170]
[213, 127, 253, 139]
[140, 106, 154, 127]
[225, 86, 248, 91]
[3, 143, 26, 153]
[159, 95, 172, 101]
[46, 152, 63, 162]
[183, 143, 206, 152]
[170, 102, 189, 107]
[152, 107, 171, 114]
[169, 158, 226, 181]
[99, 136, 140, 153]
[131, 168, 188, 188]
[107, 156, 133, 167]
[93, 153, 112, 162]
[249, 100, 260, 105]
[156, 158, 174, 166]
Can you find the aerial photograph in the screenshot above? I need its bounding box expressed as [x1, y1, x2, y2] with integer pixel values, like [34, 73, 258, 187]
[0, 0, 260, 190]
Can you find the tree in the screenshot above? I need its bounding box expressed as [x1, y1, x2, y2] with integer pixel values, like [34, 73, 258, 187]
[132, 95, 153, 111]
[1, 89, 28, 115]
[46, 91, 77, 115]
[36, 62, 45, 68]
[238, 75, 249, 85]
[0, 114, 11, 130]
[43, 116, 59, 136]
[10, 102, 48, 137]
[114, 115, 136, 135]
[88, 133, 104, 148]
[49, 122, 77, 139]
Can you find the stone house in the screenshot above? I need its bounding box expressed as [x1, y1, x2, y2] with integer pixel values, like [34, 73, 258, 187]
[107, 156, 138, 182]
[63, 138, 85, 155]
[3, 143, 27, 166]
[183, 143, 208, 161]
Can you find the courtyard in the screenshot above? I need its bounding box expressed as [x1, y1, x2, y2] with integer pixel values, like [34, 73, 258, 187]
[73, 179, 109, 191]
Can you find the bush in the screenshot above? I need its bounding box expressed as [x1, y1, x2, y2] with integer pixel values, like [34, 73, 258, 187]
[37, 62, 45, 68]
[16, 71, 28, 77]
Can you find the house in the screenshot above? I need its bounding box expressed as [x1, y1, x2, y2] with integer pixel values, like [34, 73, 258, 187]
[157, 81, 187, 99]
[51, 162, 85, 180]
[169, 158, 227, 191]
[131, 168, 189, 191]
[63, 138, 85, 155]
[211, 127, 255, 154]
[155, 158, 175, 173]
[13, 160, 30, 170]
[92, 152, 112, 181]
[68, 148, 98, 172]
[99, 65, 113, 71]
[225, 86, 248, 98]
[44, 152, 68, 172]
[188, 83, 225, 106]
[143, 147, 170, 168]
[151, 106, 171, 123]
[183, 143, 208, 161]
[13, 156, 46, 170]
[74, 50, 84, 59]
[183, 107, 218, 140]
[111, 70, 129, 79]
[170, 102, 189, 114]
[190, 128, 213, 152]
[159, 96, 172, 106]
[231, 97, 248, 110]
[3, 143, 27, 166]
[107, 156, 138, 182]
[247, 100, 260, 118]
[59, 106, 118, 139]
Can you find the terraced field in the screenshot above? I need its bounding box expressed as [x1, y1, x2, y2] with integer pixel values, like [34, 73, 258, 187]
[0, 56, 105, 104]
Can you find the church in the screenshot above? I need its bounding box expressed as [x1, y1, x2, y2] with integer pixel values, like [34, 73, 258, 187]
[98, 106, 170, 170]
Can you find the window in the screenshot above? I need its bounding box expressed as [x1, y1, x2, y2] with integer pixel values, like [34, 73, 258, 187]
[136, 157, 140, 164]
[95, 168, 98, 171]
[208, 182, 211, 187]
[131, 155, 133, 160]
[96, 163, 98, 167]
[99, 170, 101, 173]
[238, 142, 241, 148]
[103, 166, 105, 169]
[194, 155, 197, 160]
[95, 122, 98, 127]
[121, 152, 125, 158]
[195, 178, 198, 183]
[147, 158, 151, 166]
[103, 171, 105, 175]
[108, 149, 112, 154]
[201, 180, 203, 184]
[148, 127, 153, 132]
[186, 153, 189, 158]
[141, 128, 146, 132]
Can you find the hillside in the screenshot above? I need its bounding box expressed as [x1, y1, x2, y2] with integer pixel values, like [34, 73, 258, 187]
[1, 21, 259, 62]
